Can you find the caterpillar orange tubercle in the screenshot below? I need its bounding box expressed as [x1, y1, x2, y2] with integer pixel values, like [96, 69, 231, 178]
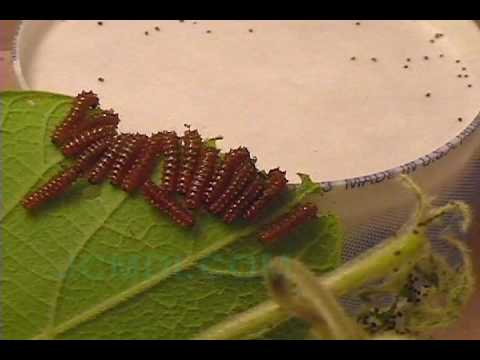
[142, 180, 195, 228]
[160, 131, 181, 193]
[109, 134, 149, 186]
[61, 124, 117, 158]
[177, 127, 203, 194]
[243, 168, 288, 221]
[223, 174, 265, 224]
[208, 159, 257, 215]
[203, 147, 251, 205]
[75, 136, 114, 173]
[87, 134, 132, 184]
[185, 146, 220, 209]
[121, 135, 164, 193]
[52, 91, 99, 146]
[22, 165, 82, 210]
[76, 109, 121, 134]
[258, 202, 318, 244]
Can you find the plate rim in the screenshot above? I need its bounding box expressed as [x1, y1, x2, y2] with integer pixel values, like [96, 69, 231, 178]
[11, 20, 480, 192]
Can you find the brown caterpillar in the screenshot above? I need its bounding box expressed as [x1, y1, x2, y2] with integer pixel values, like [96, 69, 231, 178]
[243, 168, 288, 221]
[74, 136, 114, 173]
[208, 159, 257, 215]
[258, 202, 318, 244]
[120, 135, 164, 193]
[185, 146, 220, 209]
[76, 109, 121, 134]
[87, 134, 132, 184]
[22, 165, 82, 210]
[160, 131, 181, 193]
[61, 124, 117, 158]
[109, 134, 149, 186]
[52, 91, 99, 145]
[177, 127, 203, 194]
[203, 147, 251, 205]
[142, 180, 195, 228]
[223, 174, 265, 224]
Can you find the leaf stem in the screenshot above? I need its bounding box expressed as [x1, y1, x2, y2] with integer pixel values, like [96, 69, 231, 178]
[267, 258, 368, 339]
[193, 231, 427, 340]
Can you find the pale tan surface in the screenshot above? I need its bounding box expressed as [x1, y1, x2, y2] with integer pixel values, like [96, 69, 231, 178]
[14, 20, 480, 182]
[1, 20, 479, 339]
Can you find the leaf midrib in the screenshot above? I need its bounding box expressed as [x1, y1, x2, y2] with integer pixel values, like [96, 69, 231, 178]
[14, 188, 315, 340]
[47, 194, 129, 337]
[33, 225, 254, 339]
[32, 186, 315, 339]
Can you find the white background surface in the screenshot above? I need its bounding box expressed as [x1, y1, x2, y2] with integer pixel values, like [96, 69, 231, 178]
[16, 20, 480, 182]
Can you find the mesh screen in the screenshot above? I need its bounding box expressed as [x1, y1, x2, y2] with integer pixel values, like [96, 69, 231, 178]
[339, 137, 480, 319]
[341, 141, 480, 264]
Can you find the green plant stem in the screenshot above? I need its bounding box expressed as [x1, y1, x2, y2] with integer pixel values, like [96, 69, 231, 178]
[193, 231, 427, 340]
[267, 258, 368, 339]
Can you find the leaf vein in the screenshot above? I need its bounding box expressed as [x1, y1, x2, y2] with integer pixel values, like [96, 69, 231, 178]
[33, 227, 253, 339]
[47, 195, 129, 334]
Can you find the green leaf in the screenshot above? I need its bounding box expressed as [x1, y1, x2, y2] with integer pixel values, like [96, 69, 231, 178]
[1, 91, 343, 340]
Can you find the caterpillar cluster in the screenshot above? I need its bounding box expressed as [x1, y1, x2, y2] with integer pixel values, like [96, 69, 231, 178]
[22, 90, 318, 244]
